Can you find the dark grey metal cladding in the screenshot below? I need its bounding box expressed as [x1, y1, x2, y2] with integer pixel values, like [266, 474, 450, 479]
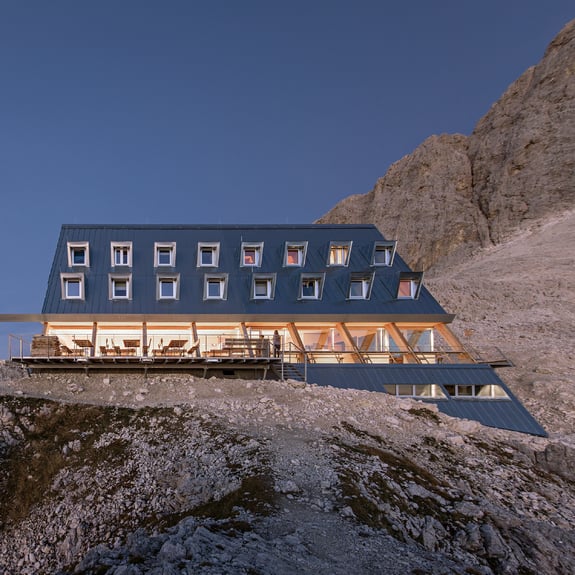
[304, 364, 547, 436]
[42, 224, 448, 317]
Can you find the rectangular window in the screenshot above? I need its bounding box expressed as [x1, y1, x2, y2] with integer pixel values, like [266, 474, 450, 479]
[66, 279, 81, 298]
[283, 242, 307, 267]
[372, 241, 396, 266]
[208, 279, 222, 298]
[204, 274, 228, 300]
[241, 242, 263, 267]
[109, 274, 131, 300]
[114, 279, 128, 298]
[61, 273, 85, 300]
[384, 384, 446, 398]
[328, 242, 351, 266]
[252, 274, 276, 300]
[444, 384, 509, 399]
[197, 243, 220, 267]
[157, 274, 179, 300]
[111, 242, 132, 267]
[348, 274, 373, 300]
[397, 272, 423, 299]
[299, 274, 324, 300]
[155, 242, 176, 267]
[67, 242, 90, 267]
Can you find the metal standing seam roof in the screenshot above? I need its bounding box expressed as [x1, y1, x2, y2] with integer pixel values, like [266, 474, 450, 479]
[303, 364, 547, 436]
[42, 224, 449, 319]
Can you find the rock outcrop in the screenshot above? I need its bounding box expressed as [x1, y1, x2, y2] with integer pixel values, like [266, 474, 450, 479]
[317, 19, 575, 272]
[1, 372, 575, 574]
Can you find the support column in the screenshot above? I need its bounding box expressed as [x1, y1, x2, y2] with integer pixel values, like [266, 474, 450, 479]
[286, 322, 306, 362]
[240, 322, 254, 357]
[335, 322, 365, 363]
[90, 322, 98, 357]
[190, 321, 200, 357]
[142, 322, 148, 356]
[434, 323, 474, 362]
[385, 323, 419, 363]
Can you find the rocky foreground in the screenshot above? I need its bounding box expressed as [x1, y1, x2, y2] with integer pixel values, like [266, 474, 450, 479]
[1, 366, 575, 575]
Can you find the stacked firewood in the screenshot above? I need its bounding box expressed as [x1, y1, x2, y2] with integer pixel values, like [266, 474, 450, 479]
[30, 335, 61, 357]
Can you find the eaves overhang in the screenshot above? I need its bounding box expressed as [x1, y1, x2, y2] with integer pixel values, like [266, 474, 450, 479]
[0, 313, 456, 324]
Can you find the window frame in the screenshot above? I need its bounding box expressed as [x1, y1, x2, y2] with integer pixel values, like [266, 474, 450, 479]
[203, 273, 228, 300]
[372, 241, 397, 267]
[67, 242, 90, 268]
[154, 242, 176, 267]
[240, 242, 264, 268]
[397, 272, 423, 300]
[298, 273, 325, 300]
[197, 242, 220, 268]
[283, 242, 308, 267]
[111, 242, 133, 267]
[348, 273, 374, 300]
[156, 274, 180, 300]
[251, 273, 276, 300]
[327, 241, 352, 267]
[443, 384, 509, 399]
[109, 273, 132, 300]
[61, 273, 85, 300]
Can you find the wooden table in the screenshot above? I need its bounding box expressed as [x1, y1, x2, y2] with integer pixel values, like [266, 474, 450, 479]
[167, 339, 187, 349]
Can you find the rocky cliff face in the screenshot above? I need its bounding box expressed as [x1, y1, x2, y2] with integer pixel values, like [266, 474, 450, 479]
[317, 19, 575, 272]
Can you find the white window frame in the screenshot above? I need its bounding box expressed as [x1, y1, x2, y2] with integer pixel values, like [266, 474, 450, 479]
[197, 242, 220, 267]
[154, 242, 176, 267]
[372, 241, 396, 267]
[397, 273, 423, 300]
[348, 273, 374, 300]
[328, 241, 352, 267]
[252, 274, 276, 300]
[109, 274, 132, 300]
[61, 273, 85, 300]
[156, 274, 180, 300]
[111, 242, 133, 267]
[67, 242, 90, 267]
[299, 273, 325, 300]
[204, 274, 228, 300]
[384, 384, 446, 399]
[283, 242, 307, 267]
[240, 242, 264, 267]
[444, 384, 509, 399]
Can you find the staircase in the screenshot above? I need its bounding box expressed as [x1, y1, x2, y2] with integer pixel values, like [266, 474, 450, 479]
[270, 362, 306, 382]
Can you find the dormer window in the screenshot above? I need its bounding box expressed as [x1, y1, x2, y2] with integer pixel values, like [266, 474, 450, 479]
[299, 273, 325, 300]
[204, 274, 228, 300]
[283, 242, 307, 267]
[61, 273, 85, 300]
[197, 243, 220, 267]
[372, 241, 396, 266]
[252, 274, 276, 300]
[157, 274, 179, 300]
[67, 242, 89, 267]
[348, 273, 374, 300]
[111, 242, 132, 267]
[155, 242, 176, 267]
[241, 242, 263, 267]
[328, 241, 351, 266]
[397, 272, 423, 300]
[109, 274, 132, 300]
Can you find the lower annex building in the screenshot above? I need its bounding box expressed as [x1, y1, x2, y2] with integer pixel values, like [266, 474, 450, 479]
[2, 224, 546, 436]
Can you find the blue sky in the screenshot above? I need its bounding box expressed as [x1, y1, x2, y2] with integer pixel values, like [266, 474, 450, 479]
[0, 1, 573, 356]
